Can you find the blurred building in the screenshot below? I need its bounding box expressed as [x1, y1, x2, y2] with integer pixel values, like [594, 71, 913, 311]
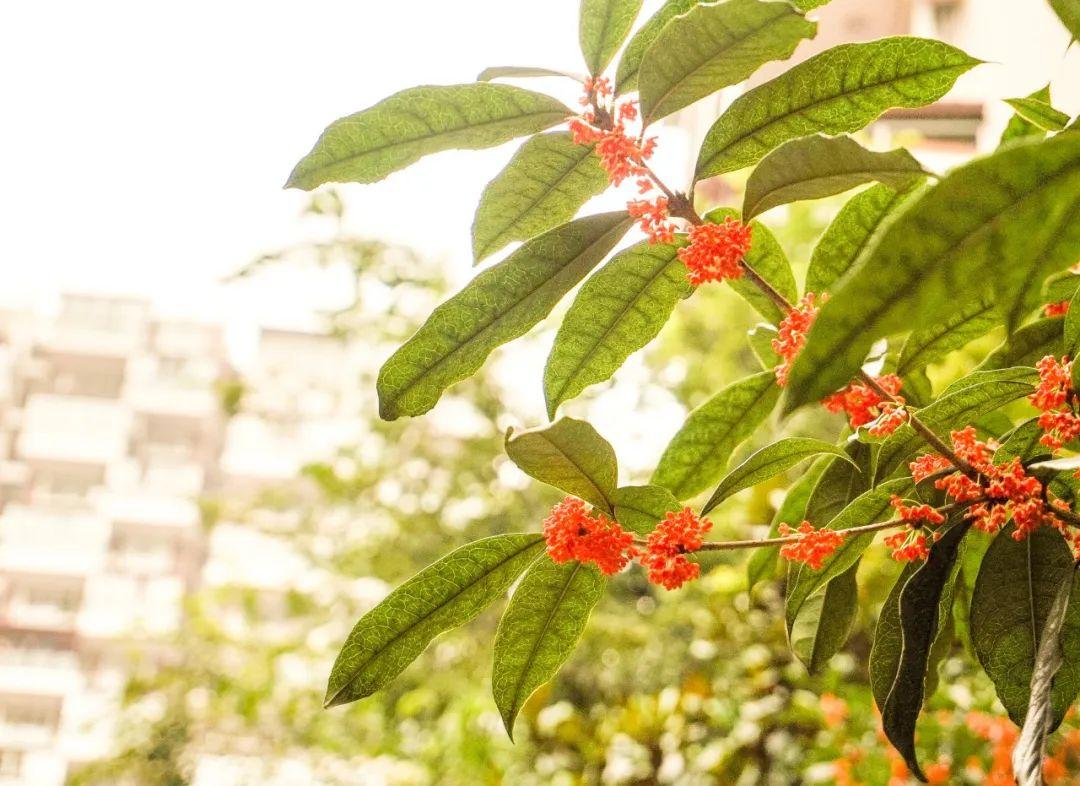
[0, 295, 228, 785]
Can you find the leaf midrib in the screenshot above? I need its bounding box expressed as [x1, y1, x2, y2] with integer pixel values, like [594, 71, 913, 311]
[746, 166, 921, 218]
[897, 297, 995, 375]
[327, 537, 542, 707]
[528, 430, 613, 513]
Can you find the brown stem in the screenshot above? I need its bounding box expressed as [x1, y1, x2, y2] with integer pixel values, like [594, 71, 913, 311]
[631, 518, 905, 553]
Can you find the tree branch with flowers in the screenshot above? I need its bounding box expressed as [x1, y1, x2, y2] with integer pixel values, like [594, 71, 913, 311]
[286, 1, 1080, 782]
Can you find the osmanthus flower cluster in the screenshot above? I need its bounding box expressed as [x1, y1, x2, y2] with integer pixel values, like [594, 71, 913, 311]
[543, 496, 711, 591]
[287, 0, 1080, 777]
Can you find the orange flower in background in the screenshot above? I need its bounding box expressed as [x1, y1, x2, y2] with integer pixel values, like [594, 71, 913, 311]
[772, 292, 821, 387]
[1045, 300, 1070, 317]
[627, 197, 675, 244]
[821, 692, 849, 728]
[640, 507, 712, 589]
[678, 217, 753, 285]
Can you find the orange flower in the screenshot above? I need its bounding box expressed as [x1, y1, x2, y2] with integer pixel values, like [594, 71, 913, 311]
[778, 521, 845, 570]
[678, 218, 752, 286]
[640, 507, 712, 589]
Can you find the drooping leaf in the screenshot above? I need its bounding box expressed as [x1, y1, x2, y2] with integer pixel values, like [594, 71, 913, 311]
[286, 84, 570, 190]
[747, 456, 830, 590]
[505, 418, 619, 514]
[971, 525, 1080, 727]
[652, 370, 780, 499]
[701, 438, 858, 515]
[706, 208, 798, 323]
[1012, 565, 1080, 786]
[804, 440, 874, 526]
[378, 212, 632, 420]
[615, 0, 701, 93]
[612, 484, 682, 534]
[638, 0, 816, 125]
[325, 534, 545, 707]
[477, 66, 588, 83]
[790, 560, 859, 672]
[492, 558, 605, 739]
[786, 134, 1080, 409]
[995, 417, 1051, 464]
[1065, 285, 1080, 388]
[806, 183, 919, 295]
[881, 519, 970, 781]
[472, 132, 610, 262]
[978, 317, 1063, 371]
[742, 135, 926, 220]
[747, 323, 781, 370]
[1048, 0, 1080, 40]
[895, 295, 999, 377]
[1004, 96, 1070, 132]
[580, 0, 644, 76]
[873, 378, 1035, 482]
[869, 561, 919, 711]
[544, 238, 692, 416]
[785, 478, 913, 633]
[1001, 85, 1053, 145]
[695, 37, 980, 179]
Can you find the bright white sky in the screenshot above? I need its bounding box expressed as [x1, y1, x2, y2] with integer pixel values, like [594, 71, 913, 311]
[0, 1, 655, 332]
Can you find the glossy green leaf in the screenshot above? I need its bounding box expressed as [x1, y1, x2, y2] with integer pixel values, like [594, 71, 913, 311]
[505, 418, 619, 514]
[378, 212, 632, 420]
[790, 560, 859, 672]
[1049, 0, 1080, 39]
[615, 0, 700, 93]
[806, 183, 919, 295]
[286, 84, 570, 190]
[971, 525, 1080, 727]
[747, 456, 830, 590]
[695, 37, 980, 179]
[1005, 96, 1070, 132]
[706, 208, 798, 323]
[702, 437, 858, 515]
[881, 519, 970, 781]
[873, 378, 1035, 482]
[742, 135, 926, 220]
[492, 559, 605, 739]
[544, 238, 692, 416]
[652, 370, 780, 499]
[748, 323, 781, 370]
[1012, 565, 1079, 785]
[1065, 286, 1080, 388]
[477, 66, 588, 83]
[869, 561, 918, 711]
[939, 366, 1038, 397]
[995, 418, 1050, 464]
[785, 478, 912, 633]
[786, 134, 1080, 409]
[580, 0, 644, 75]
[804, 441, 873, 525]
[896, 295, 999, 377]
[612, 484, 681, 535]
[978, 317, 1063, 371]
[473, 132, 610, 263]
[638, 0, 815, 125]
[1001, 85, 1053, 145]
[325, 534, 545, 707]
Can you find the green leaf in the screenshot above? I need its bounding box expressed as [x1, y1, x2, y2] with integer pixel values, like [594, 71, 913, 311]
[786, 134, 1080, 409]
[580, 0, 644, 76]
[870, 561, 919, 712]
[978, 317, 1063, 371]
[748, 323, 781, 370]
[477, 66, 588, 83]
[1043, 270, 1080, 304]
[695, 37, 980, 179]
[612, 484, 681, 535]
[701, 437, 858, 515]
[706, 208, 798, 323]
[325, 534, 545, 707]
[995, 418, 1051, 464]
[873, 378, 1035, 482]
[790, 560, 859, 672]
[615, 0, 700, 93]
[1001, 85, 1053, 145]
[938, 366, 1038, 397]
[881, 518, 970, 781]
[1049, 0, 1080, 39]
[747, 456, 830, 590]
[1005, 96, 1070, 132]
[785, 478, 912, 633]
[895, 295, 999, 377]
[1066, 286, 1080, 389]
[1012, 565, 1080, 785]
[791, 0, 831, 7]
[378, 212, 632, 420]
[286, 84, 571, 190]
[806, 183, 919, 295]
[742, 135, 926, 220]
[544, 238, 692, 416]
[472, 132, 610, 263]
[505, 418, 619, 514]
[652, 370, 780, 499]
[492, 558, 605, 739]
[971, 525, 1080, 727]
[638, 0, 816, 125]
